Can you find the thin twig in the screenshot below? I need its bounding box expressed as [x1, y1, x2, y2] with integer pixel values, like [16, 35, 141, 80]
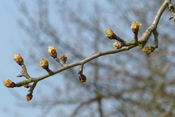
[134, 32, 138, 42]
[138, 0, 169, 49]
[15, 45, 136, 86]
[153, 30, 159, 48]
[168, 1, 175, 21]
[21, 65, 31, 79]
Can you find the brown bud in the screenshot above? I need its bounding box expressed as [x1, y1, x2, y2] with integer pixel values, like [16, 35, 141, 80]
[169, 16, 173, 20]
[60, 54, 67, 63]
[17, 75, 23, 77]
[79, 74, 86, 82]
[48, 46, 58, 58]
[26, 93, 33, 101]
[23, 84, 31, 88]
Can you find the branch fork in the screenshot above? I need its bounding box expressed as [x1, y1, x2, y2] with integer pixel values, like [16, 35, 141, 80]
[3, 0, 174, 101]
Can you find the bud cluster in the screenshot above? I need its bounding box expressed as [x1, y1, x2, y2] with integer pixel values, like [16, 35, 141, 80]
[7, 45, 70, 101]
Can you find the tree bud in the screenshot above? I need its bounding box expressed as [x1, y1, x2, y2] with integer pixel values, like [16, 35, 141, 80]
[38, 58, 49, 69]
[3, 79, 16, 88]
[142, 46, 154, 55]
[79, 74, 86, 82]
[60, 54, 67, 63]
[48, 46, 58, 58]
[130, 20, 142, 33]
[113, 42, 121, 49]
[104, 29, 116, 39]
[26, 93, 33, 101]
[13, 53, 24, 65]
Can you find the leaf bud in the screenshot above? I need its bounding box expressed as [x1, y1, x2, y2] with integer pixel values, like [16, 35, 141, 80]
[3, 79, 16, 88]
[38, 58, 49, 69]
[26, 93, 33, 101]
[60, 54, 67, 63]
[113, 42, 121, 49]
[79, 74, 86, 82]
[130, 20, 142, 33]
[13, 53, 24, 65]
[142, 46, 154, 55]
[48, 46, 58, 58]
[104, 29, 117, 39]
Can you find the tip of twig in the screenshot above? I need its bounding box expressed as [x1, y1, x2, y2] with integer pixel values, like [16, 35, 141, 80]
[17, 75, 23, 77]
[169, 16, 173, 20]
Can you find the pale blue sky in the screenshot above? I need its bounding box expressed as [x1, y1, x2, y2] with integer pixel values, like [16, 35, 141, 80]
[0, 1, 50, 117]
[0, 1, 78, 117]
[1, 0, 175, 117]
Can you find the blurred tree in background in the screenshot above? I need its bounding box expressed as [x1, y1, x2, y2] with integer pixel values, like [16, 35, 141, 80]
[12, 0, 175, 117]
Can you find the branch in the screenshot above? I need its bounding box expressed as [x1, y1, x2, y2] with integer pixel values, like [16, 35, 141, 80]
[138, 0, 169, 49]
[3, 0, 172, 101]
[153, 30, 159, 48]
[168, 1, 175, 21]
[15, 45, 136, 86]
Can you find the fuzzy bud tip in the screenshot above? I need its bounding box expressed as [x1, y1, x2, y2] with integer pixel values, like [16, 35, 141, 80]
[13, 53, 24, 65]
[130, 20, 142, 33]
[48, 46, 58, 58]
[113, 42, 121, 49]
[3, 79, 16, 88]
[104, 29, 116, 39]
[38, 58, 49, 69]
